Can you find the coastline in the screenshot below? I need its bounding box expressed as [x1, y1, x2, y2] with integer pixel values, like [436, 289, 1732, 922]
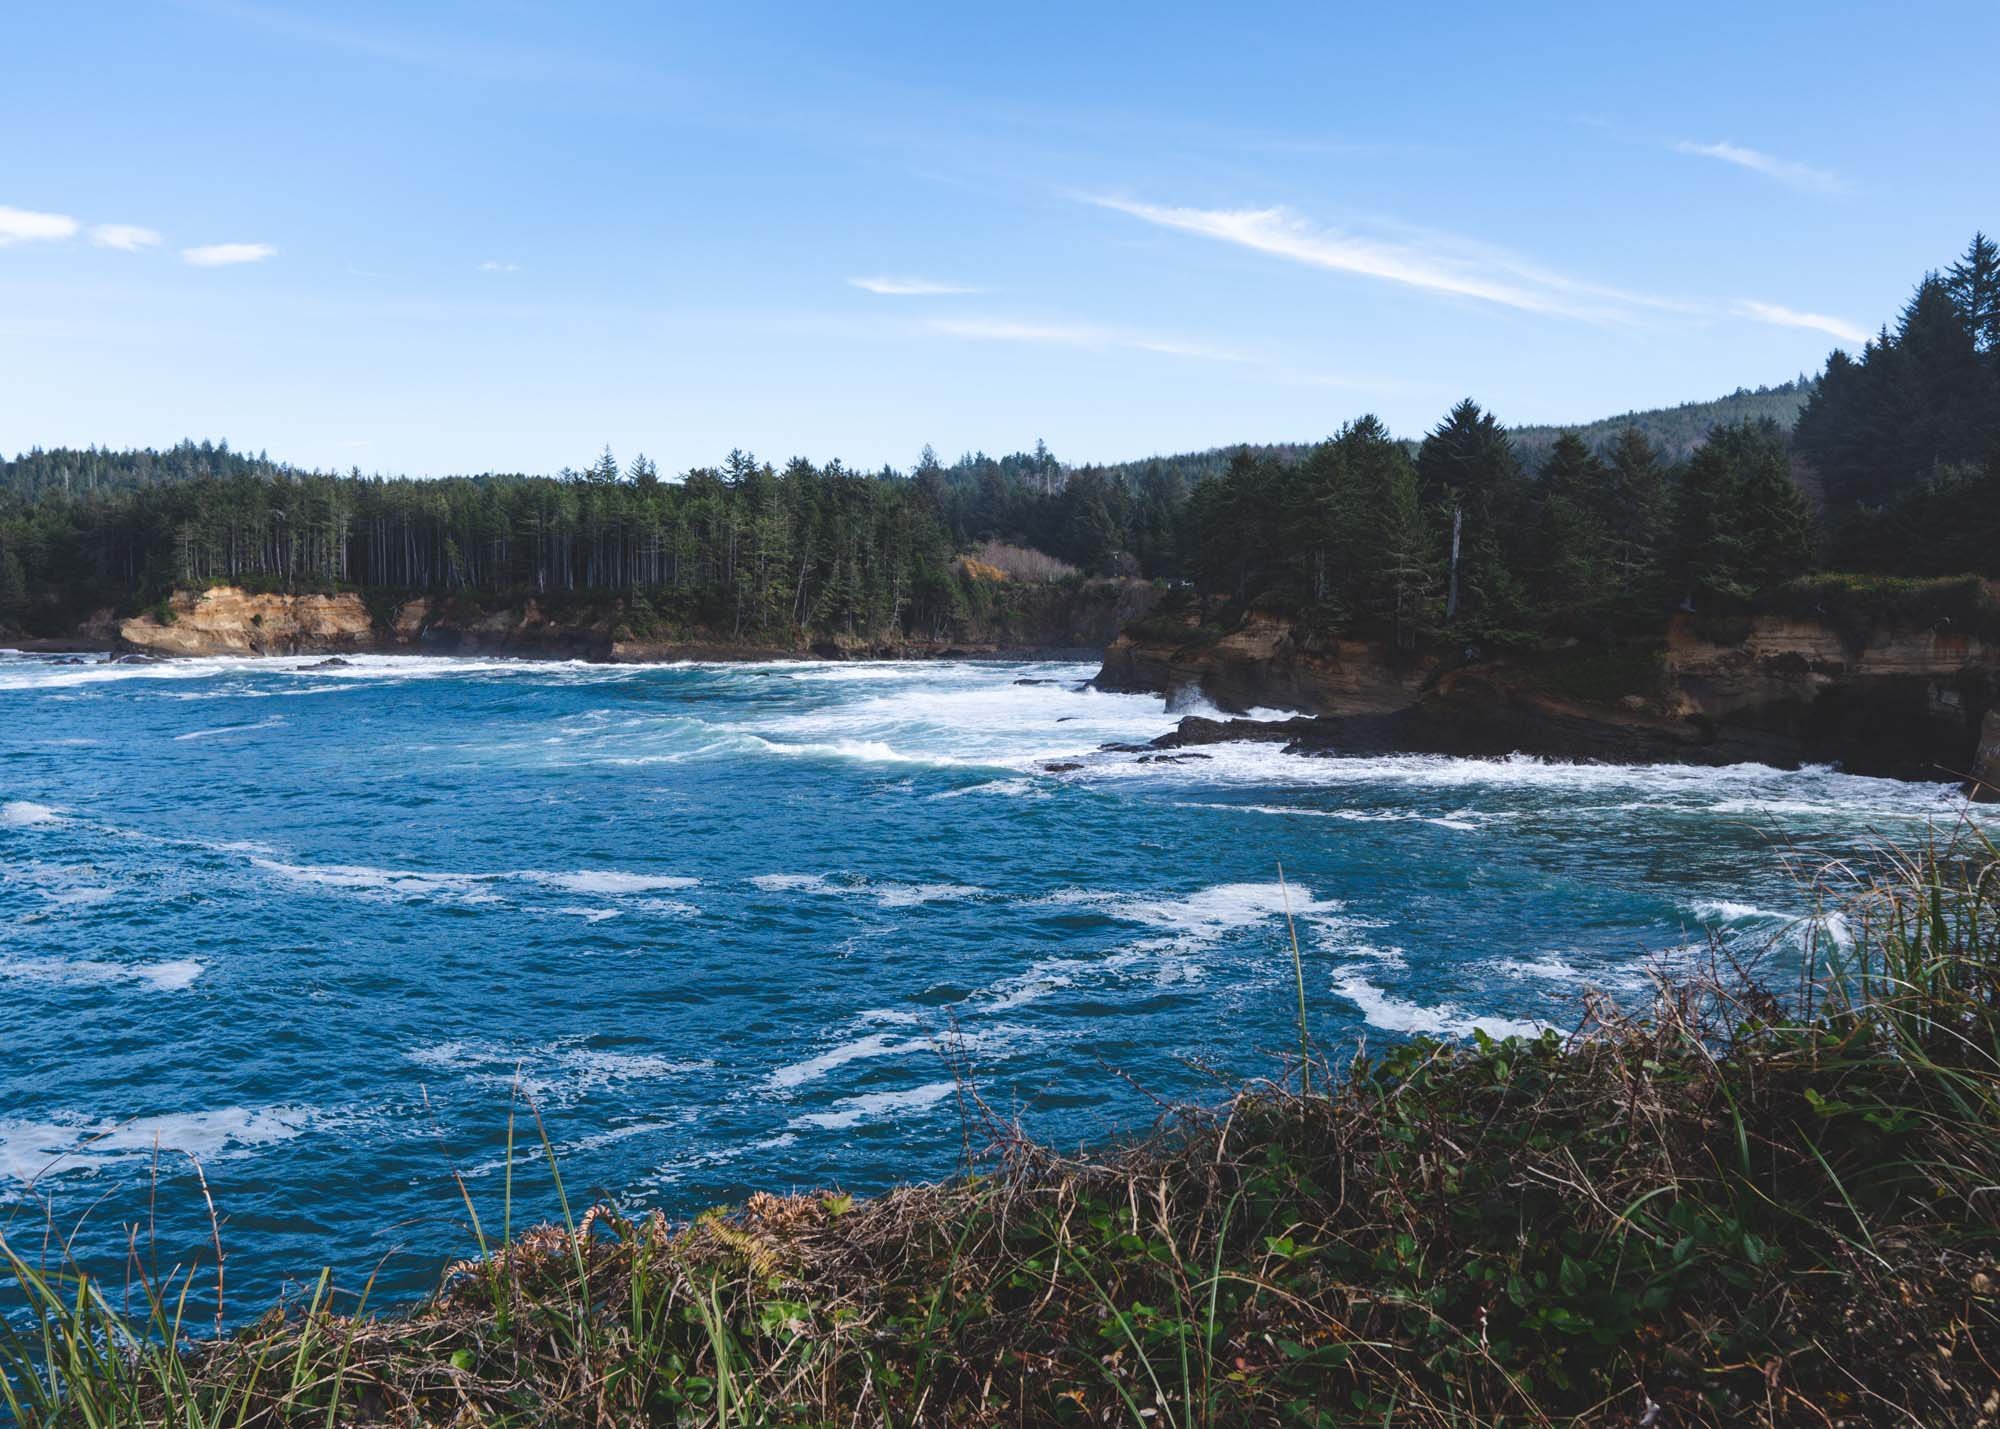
[1095, 589, 2000, 785]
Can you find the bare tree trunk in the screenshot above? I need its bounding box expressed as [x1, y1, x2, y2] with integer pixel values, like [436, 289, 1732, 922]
[1445, 505, 1462, 624]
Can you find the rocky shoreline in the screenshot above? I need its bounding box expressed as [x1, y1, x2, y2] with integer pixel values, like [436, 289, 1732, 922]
[1093, 600, 2000, 785]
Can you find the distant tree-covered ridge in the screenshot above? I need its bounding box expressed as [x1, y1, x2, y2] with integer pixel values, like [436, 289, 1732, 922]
[3, 235, 1995, 647]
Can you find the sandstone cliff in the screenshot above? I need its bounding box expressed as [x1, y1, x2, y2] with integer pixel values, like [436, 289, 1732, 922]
[118, 589, 377, 657]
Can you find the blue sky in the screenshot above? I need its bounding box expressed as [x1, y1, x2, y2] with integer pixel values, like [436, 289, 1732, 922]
[3, 1, 1994, 475]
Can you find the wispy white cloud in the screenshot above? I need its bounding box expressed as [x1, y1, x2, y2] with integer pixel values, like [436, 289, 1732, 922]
[480, 259, 519, 272]
[923, 315, 1252, 364]
[1673, 140, 1847, 195]
[1735, 299, 1867, 346]
[90, 223, 162, 252]
[849, 275, 978, 296]
[0, 205, 80, 246]
[917, 313, 1378, 390]
[1085, 196, 1644, 319]
[182, 242, 276, 267]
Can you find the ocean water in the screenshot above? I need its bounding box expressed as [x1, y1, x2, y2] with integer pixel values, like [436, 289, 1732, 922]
[1, 650, 1990, 1320]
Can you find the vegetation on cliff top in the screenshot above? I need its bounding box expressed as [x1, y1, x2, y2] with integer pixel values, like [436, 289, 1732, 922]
[7, 836, 2000, 1426]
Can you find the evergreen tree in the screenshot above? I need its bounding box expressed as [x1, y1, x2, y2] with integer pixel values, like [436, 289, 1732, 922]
[1675, 420, 1812, 605]
[1947, 231, 2000, 354]
[0, 545, 25, 623]
[1531, 434, 1613, 629]
[1416, 399, 1530, 634]
[1726, 429, 1815, 592]
[1598, 427, 1671, 616]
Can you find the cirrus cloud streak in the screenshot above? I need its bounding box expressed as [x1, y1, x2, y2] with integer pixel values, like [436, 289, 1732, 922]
[1673, 140, 1847, 195]
[849, 275, 980, 296]
[1734, 299, 1867, 346]
[182, 242, 277, 267]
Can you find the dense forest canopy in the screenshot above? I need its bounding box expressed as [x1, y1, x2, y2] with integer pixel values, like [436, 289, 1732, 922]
[3, 235, 1995, 646]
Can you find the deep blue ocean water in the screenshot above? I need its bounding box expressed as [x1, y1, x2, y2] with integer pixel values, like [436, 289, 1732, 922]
[2, 651, 1991, 1321]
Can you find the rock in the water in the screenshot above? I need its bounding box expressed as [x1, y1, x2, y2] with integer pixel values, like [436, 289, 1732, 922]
[1150, 715, 1329, 750]
[302, 656, 355, 669]
[1041, 761, 1083, 773]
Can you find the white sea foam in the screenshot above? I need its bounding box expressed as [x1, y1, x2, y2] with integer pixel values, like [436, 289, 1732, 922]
[748, 873, 982, 909]
[1, 801, 61, 827]
[251, 857, 504, 903]
[172, 715, 286, 741]
[968, 882, 1347, 1012]
[407, 1039, 711, 1102]
[530, 871, 700, 895]
[636, 897, 700, 917]
[45, 885, 117, 906]
[0, 957, 204, 992]
[1684, 898, 1853, 953]
[1492, 955, 1589, 983]
[252, 857, 700, 908]
[0, 1106, 315, 1185]
[1689, 898, 1777, 924]
[793, 1081, 959, 1130]
[769, 1032, 921, 1089]
[1052, 881, 1343, 948]
[750, 872, 834, 894]
[931, 778, 1046, 801]
[873, 882, 984, 908]
[1332, 972, 1548, 1042]
[549, 905, 620, 923]
[1086, 741, 1976, 818]
[1171, 799, 1501, 831]
[749, 736, 984, 769]
[769, 1023, 1028, 1090]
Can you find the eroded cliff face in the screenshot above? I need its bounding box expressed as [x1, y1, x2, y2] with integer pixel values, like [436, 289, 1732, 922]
[118, 589, 377, 656]
[1098, 605, 2000, 779]
[1661, 613, 1998, 776]
[111, 579, 1161, 663]
[1095, 608, 1440, 714]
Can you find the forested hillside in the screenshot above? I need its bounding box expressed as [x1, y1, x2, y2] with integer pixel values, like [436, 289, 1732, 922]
[3, 236, 1995, 646]
[1503, 379, 1815, 465]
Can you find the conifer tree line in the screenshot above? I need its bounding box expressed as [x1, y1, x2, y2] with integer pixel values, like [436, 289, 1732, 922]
[1168, 233, 2000, 644]
[1, 236, 1994, 643]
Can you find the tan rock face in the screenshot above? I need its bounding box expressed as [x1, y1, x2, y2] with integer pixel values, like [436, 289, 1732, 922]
[119, 588, 381, 656]
[1662, 613, 1998, 723]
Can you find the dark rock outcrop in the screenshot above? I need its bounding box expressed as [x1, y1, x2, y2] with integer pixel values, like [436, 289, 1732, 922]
[1971, 710, 2000, 803]
[1104, 599, 2000, 780]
